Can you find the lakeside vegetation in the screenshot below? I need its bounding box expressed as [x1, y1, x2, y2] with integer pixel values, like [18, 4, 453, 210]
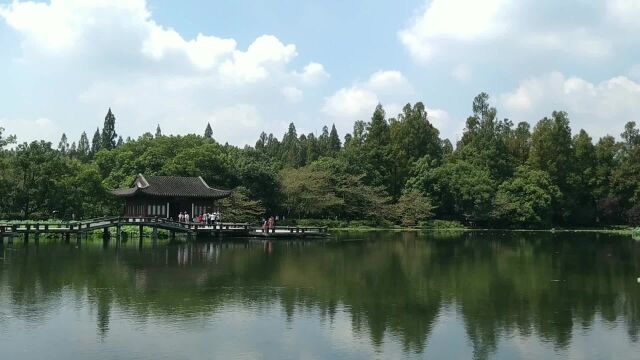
[0, 93, 639, 229]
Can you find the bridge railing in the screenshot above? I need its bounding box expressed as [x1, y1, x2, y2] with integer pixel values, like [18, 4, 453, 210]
[255, 226, 329, 234]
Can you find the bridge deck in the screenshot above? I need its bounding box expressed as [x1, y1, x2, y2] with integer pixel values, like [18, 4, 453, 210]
[0, 217, 328, 239]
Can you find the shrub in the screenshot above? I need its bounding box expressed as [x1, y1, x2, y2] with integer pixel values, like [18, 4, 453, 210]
[420, 219, 466, 229]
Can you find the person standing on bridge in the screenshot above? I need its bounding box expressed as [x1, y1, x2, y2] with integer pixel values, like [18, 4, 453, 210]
[268, 216, 275, 232]
[185, 212, 190, 223]
[179, 212, 184, 222]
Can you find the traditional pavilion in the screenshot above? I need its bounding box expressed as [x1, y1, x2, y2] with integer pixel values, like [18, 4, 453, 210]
[111, 174, 232, 219]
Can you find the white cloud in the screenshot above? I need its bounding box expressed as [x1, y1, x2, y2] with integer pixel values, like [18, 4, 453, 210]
[607, 0, 640, 28]
[219, 35, 297, 84]
[399, 0, 631, 63]
[321, 70, 458, 140]
[0, 0, 327, 145]
[500, 72, 640, 138]
[143, 29, 236, 70]
[0, 117, 60, 145]
[282, 86, 303, 103]
[399, 0, 509, 61]
[294, 62, 329, 85]
[322, 70, 412, 119]
[207, 104, 263, 146]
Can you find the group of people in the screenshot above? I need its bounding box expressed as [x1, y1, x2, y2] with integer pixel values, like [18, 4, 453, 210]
[261, 216, 276, 231]
[178, 211, 220, 225]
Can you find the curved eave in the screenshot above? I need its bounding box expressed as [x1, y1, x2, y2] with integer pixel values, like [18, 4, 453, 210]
[111, 188, 139, 197]
[111, 188, 232, 199]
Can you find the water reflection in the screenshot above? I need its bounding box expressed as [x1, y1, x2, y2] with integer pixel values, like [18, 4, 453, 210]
[1, 231, 639, 359]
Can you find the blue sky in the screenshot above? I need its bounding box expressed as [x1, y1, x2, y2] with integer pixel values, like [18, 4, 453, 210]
[1, 0, 639, 146]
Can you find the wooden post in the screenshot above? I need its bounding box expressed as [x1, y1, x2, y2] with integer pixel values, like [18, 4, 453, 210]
[75, 232, 81, 247]
[170, 230, 176, 242]
[64, 233, 70, 243]
[139, 224, 143, 242]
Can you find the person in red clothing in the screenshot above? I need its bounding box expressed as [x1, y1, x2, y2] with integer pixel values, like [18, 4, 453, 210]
[268, 216, 275, 232]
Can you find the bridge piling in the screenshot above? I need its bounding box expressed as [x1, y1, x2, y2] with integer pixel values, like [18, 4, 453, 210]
[152, 226, 158, 248]
[116, 225, 122, 245]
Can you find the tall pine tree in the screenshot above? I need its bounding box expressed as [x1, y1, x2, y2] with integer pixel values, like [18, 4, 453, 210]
[328, 124, 341, 154]
[91, 127, 101, 155]
[57, 133, 69, 154]
[155, 124, 162, 138]
[204, 122, 213, 139]
[77, 131, 90, 160]
[101, 108, 117, 150]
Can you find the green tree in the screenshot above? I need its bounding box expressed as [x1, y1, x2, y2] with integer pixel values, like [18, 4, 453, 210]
[91, 127, 101, 156]
[155, 124, 162, 138]
[281, 123, 302, 167]
[204, 122, 213, 139]
[569, 129, 597, 224]
[528, 111, 574, 222]
[57, 133, 69, 155]
[280, 166, 343, 219]
[389, 102, 442, 198]
[407, 159, 495, 223]
[101, 108, 117, 150]
[77, 131, 90, 161]
[12, 141, 68, 218]
[492, 166, 560, 228]
[456, 93, 514, 179]
[328, 124, 341, 154]
[393, 190, 434, 226]
[219, 186, 265, 223]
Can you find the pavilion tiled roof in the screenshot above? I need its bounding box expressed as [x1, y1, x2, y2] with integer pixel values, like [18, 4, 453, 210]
[111, 174, 232, 199]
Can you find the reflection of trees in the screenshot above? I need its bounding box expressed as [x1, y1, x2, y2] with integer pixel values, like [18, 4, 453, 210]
[0, 232, 639, 358]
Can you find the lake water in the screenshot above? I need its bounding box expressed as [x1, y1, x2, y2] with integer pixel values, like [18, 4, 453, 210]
[1, 231, 639, 360]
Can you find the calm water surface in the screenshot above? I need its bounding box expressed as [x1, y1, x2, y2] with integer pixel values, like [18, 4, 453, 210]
[1, 231, 639, 359]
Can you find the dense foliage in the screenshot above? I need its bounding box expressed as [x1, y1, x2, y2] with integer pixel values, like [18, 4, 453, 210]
[0, 92, 639, 228]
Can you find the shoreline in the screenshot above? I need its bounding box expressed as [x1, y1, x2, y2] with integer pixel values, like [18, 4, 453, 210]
[329, 227, 636, 235]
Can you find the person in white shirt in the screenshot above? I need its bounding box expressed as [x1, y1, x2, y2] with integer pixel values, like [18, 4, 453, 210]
[185, 212, 190, 223]
[178, 212, 184, 222]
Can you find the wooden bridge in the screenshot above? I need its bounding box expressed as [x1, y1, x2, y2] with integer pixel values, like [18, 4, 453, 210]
[0, 217, 328, 241]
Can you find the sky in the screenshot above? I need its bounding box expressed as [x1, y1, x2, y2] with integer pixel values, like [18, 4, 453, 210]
[0, 0, 639, 147]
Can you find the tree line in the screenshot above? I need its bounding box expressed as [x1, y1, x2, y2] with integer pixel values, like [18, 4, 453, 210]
[0, 92, 638, 227]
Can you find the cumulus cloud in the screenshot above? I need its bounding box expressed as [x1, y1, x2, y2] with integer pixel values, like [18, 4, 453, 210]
[0, 0, 327, 145]
[399, 0, 634, 63]
[499, 72, 640, 138]
[399, 0, 508, 61]
[294, 62, 330, 85]
[282, 86, 303, 103]
[0, 117, 60, 145]
[322, 70, 457, 139]
[322, 70, 412, 119]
